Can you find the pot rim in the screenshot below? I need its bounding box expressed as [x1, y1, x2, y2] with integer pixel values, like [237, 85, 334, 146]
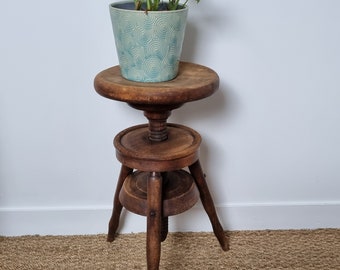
[109, 1, 188, 13]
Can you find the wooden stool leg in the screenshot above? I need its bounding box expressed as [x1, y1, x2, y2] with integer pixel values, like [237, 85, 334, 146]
[189, 160, 229, 251]
[107, 165, 133, 242]
[147, 172, 162, 270]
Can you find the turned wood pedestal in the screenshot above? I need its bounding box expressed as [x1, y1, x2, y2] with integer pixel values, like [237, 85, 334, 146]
[94, 62, 228, 270]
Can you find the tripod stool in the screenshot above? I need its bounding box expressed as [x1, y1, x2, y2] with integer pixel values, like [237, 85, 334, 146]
[94, 62, 228, 270]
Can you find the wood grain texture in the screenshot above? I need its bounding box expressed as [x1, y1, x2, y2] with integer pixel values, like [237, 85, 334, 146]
[94, 62, 219, 105]
[95, 62, 226, 270]
[119, 170, 199, 217]
[114, 124, 201, 172]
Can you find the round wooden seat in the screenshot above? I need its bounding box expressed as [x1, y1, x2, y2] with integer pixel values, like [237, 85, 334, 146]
[94, 62, 219, 105]
[114, 123, 201, 172]
[119, 170, 199, 217]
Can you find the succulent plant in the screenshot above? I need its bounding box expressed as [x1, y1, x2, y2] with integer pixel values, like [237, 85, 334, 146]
[134, 0, 200, 11]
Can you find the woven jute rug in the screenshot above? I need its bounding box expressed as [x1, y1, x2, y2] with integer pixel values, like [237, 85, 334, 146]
[1, 229, 339, 269]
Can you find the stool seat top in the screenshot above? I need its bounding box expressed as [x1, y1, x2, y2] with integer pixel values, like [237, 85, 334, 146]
[94, 62, 219, 105]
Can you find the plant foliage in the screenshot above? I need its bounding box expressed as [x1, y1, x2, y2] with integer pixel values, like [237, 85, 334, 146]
[134, 0, 200, 11]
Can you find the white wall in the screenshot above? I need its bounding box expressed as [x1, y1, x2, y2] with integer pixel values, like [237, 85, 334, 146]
[1, 0, 339, 236]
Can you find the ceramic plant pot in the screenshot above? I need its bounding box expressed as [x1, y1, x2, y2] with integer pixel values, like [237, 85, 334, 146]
[109, 1, 188, 82]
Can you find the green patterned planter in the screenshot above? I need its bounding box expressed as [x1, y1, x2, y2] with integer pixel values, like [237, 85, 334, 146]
[109, 1, 188, 82]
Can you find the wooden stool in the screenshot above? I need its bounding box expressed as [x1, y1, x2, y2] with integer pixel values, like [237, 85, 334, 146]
[94, 62, 229, 270]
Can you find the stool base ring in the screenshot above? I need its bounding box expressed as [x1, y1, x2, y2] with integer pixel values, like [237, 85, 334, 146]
[119, 170, 199, 217]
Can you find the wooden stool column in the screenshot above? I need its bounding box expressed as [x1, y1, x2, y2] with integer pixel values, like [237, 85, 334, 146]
[94, 62, 229, 270]
[146, 172, 162, 270]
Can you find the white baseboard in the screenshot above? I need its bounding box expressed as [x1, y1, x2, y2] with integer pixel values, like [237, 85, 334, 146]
[1, 202, 339, 236]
